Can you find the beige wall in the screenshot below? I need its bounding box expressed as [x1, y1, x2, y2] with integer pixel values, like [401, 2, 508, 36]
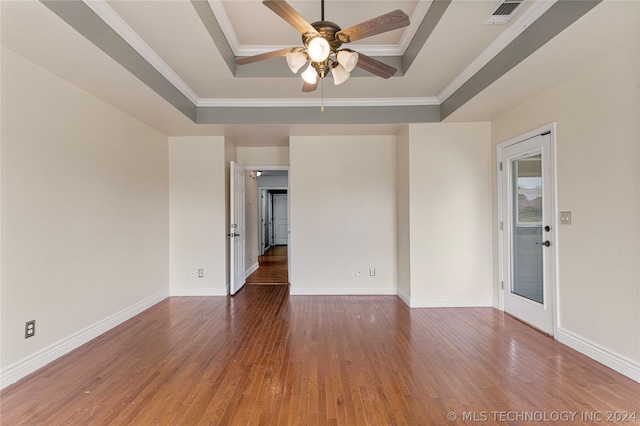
[237, 147, 289, 167]
[289, 135, 397, 294]
[1, 48, 169, 369]
[406, 123, 493, 306]
[169, 136, 227, 295]
[244, 170, 260, 269]
[396, 126, 412, 301]
[491, 43, 640, 362]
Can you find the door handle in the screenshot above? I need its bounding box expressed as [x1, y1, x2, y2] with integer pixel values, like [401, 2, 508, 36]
[536, 241, 551, 247]
[227, 233, 241, 237]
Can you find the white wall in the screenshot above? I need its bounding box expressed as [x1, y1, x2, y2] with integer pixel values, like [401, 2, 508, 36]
[405, 123, 493, 307]
[491, 42, 640, 364]
[169, 136, 227, 296]
[1, 49, 169, 375]
[289, 135, 397, 294]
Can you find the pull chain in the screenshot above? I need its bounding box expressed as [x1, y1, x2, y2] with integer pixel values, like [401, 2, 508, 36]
[321, 71, 325, 112]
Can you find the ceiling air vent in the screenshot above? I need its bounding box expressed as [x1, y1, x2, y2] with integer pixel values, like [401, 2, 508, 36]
[482, 0, 525, 25]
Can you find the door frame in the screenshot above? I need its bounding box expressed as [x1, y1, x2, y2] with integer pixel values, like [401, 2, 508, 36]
[497, 123, 559, 335]
[244, 166, 290, 272]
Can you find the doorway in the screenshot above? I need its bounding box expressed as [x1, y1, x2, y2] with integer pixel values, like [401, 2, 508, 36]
[497, 125, 557, 335]
[229, 166, 289, 294]
[251, 170, 289, 285]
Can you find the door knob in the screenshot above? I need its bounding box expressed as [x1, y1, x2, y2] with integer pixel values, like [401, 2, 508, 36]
[536, 241, 551, 247]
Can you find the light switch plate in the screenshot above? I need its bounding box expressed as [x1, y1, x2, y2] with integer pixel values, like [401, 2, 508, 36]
[560, 211, 572, 225]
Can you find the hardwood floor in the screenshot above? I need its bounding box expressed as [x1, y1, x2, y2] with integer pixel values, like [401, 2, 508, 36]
[246, 245, 288, 285]
[2, 285, 640, 425]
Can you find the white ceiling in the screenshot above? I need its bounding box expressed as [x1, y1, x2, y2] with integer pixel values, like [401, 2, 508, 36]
[1, 0, 638, 146]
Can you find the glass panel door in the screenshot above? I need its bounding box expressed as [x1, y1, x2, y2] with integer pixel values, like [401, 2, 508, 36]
[499, 131, 556, 335]
[511, 154, 543, 304]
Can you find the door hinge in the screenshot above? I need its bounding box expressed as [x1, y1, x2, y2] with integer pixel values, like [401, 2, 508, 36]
[499, 162, 503, 171]
[500, 221, 503, 231]
[501, 281, 504, 290]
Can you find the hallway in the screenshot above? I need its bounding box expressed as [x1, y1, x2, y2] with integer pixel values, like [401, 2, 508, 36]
[246, 245, 288, 285]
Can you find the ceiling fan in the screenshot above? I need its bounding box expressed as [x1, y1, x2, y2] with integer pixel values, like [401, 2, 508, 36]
[235, 0, 410, 92]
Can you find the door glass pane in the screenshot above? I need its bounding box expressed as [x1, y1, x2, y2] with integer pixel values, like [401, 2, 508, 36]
[511, 154, 543, 304]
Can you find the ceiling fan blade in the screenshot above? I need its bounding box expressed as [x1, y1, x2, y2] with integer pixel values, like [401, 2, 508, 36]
[263, 0, 317, 35]
[235, 47, 295, 65]
[355, 53, 397, 79]
[336, 10, 410, 43]
[302, 79, 319, 92]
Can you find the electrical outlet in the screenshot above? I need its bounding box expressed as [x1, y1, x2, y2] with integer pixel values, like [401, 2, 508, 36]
[190, 270, 196, 277]
[356, 269, 361, 276]
[560, 211, 572, 225]
[198, 269, 204, 278]
[25, 320, 35, 339]
[349, 268, 355, 277]
[369, 267, 376, 276]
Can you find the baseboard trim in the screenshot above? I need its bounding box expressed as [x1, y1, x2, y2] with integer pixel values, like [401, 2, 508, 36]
[408, 298, 494, 308]
[0, 289, 169, 390]
[556, 327, 640, 383]
[245, 262, 259, 279]
[290, 287, 398, 296]
[169, 288, 227, 296]
[397, 287, 411, 307]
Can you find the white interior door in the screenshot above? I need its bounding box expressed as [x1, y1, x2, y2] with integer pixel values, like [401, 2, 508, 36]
[267, 192, 273, 248]
[229, 162, 246, 295]
[499, 130, 556, 335]
[273, 193, 288, 245]
[259, 189, 267, 255]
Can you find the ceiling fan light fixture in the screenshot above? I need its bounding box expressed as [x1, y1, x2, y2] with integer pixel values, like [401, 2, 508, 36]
[337, 50, 358, 73]
[286, 51, 307, 73]
[332, 64, 350, 85]
[307, 36, 331, 62]
[301, 63, 319, 84]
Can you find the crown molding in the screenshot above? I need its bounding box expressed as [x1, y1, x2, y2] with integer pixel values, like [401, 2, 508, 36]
[197, 97, 440, 108]
[398, 0, 433, 55]
[82, 0, 200, 105]
[438, 0, 557, 102]
[236, 44, 406, 57]
[78, 0, 560, 118]
[207, 0, 241, 53]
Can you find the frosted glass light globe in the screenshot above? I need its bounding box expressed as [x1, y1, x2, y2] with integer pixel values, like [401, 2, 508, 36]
[301, 63, 318, 84]
[307, 37, 331, 62]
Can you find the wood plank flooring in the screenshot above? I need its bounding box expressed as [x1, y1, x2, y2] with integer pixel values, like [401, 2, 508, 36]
[246, 246, 288, 285]
[2, 285, 640, 425]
